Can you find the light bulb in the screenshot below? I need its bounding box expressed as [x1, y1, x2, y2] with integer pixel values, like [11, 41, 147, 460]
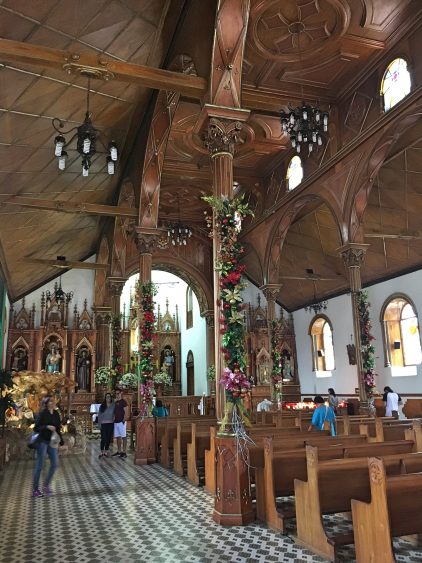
[318, 136, 322, 146]
[109, 143, 118, 161]
[183, 239, 187, 245]
[312, 132, 317, 142]
[107, 157, 114, 175]
[290, 114, 295, 124]
[54, 135, 65, 157]
[83, 166, 89, 177]
[303, 110, 308, 120]
[83, 137, 91, 154]
[308, 143, 313, 153]
[296, 144, 301, 153]
[298, 132, 302, 142]
[58, 151, 67, 171]
[172, 240, 175, 246]
[291, 136, 296, 148]
[315, 111, 320, 123]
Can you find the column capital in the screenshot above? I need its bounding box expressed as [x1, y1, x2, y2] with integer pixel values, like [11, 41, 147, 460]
[202, 309, 215, 328]
[93, 306, 112, 325]
[204, 117, 243, 157]
[338, 243, 370, 268]
[259, 284, 282, 302]
[134, 228, 160, 255]
[107, 277, 127, 297]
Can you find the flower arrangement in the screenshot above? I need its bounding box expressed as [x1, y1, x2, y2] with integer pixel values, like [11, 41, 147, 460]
[206, 365, 216, 381]
[138, 281, 158, 412]
[95, 366, 115, 387]
[153, 370, 172, 387]
[203, 194, 254, 431]
[271, 320, 284, 385]
[357, 290, 378, 397]
[119, 372, 137, 390]
[111, 314, 123, 377]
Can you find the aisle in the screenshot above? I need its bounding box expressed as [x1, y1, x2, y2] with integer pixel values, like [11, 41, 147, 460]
[0, 444, 420, 563]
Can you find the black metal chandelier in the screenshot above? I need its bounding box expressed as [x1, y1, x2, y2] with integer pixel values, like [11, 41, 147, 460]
[53, 77, 118, 176]
[167, 195, 192, 246]
[280, 103, 328, 155]
[304, 282, 328, 315]
[46, 278, 74, 306]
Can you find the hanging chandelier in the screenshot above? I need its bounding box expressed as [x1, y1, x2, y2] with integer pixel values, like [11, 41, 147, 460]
[280, 102, 328, 155]
[46, 278, 74, 306]
[304, 282, 327, 315]
[52, 76, 118, 177]
[167, 195, 192, 246]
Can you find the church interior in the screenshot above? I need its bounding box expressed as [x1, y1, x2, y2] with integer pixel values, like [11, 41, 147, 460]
[0, 1, 422, 561]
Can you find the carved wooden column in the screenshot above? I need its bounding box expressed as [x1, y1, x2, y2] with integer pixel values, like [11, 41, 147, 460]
[339, 243, 370, 413]
[202, 310, 215, 395]
[94, 307, 112, 369]
[260, 284, 282, 396]
[134, 230, 159, 465]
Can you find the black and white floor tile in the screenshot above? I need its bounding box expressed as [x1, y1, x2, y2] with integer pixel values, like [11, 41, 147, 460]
[0, 444, 421, 563]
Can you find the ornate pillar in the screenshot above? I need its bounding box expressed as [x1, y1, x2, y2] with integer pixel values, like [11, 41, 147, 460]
[202, 310, 215, 394]
[204, 116, 246, 421]
[135, 230, 158, 285]
[338, 243, 370, 412]
[94, 307, 112, 369]
[260, 284, 282, 398]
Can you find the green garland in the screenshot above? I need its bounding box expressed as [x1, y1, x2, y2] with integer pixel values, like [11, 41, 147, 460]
[357, 290, 378, 396]
[111, 314, 123, 382]
[138, 281, 158, 405]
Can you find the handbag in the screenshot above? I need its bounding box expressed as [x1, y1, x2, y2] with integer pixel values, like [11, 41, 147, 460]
[28, 432, 41, 449]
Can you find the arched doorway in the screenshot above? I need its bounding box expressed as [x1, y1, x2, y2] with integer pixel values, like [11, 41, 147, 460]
[186, 350, 194, 396]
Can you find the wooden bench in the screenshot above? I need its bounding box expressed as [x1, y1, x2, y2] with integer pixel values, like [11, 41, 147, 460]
[160, 416, 215, 468]
[294, 443, 422, 561]
[186, 422, 214, 486]
[359, 418, 422, 443]
[352, 456, 422, 562]
[173, 419, 215, 477]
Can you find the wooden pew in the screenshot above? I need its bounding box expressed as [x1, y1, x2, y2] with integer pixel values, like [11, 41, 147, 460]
[352, 457, 422, 563]
[160, 416, 215, 468]
[204, 426, 217, 495]
[294, 443, 422, 561]
[173, 419, 215, 476]
[186, 422, 214, 486]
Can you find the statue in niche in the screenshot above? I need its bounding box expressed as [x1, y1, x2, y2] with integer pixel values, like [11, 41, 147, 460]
[161, 348, 175, 379]
[76, 348, 91, 391]
[11, 347, 28, 371]
[45, 344, 62, 373]
[257, 364, 271, 385]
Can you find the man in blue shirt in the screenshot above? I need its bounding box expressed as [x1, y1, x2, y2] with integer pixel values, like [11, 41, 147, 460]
[309, 395, 336, 436]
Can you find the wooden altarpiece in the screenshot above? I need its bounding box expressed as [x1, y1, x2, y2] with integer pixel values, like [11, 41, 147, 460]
[156, 299, 181, 396]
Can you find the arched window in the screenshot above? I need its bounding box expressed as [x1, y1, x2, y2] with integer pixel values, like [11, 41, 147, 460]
[286, 156, 303, 191]
[186, 287, 193, 329]
[310, 316, 335, 372]
[382, 296, 422, 367]
[380, 58, 411, 112]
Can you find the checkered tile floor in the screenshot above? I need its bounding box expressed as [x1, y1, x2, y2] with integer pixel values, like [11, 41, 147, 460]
[0, 443, 421, 563]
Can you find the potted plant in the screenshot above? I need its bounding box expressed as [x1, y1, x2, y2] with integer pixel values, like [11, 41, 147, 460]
[95, 366, 115, 389]
[119, 372, 137, 391]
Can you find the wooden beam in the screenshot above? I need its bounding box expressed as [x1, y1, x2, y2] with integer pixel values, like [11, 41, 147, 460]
[3, 196, 138, 218]
[23, 258, 108, 270]
[0, 39, 207, 99]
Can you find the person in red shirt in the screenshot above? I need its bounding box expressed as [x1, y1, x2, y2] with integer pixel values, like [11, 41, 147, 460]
[112, 389, 129, 459]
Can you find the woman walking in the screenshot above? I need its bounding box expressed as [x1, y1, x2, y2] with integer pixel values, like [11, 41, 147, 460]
[32, 395, 63, 498]
[328, 388, 339, 413]
[98, 393, 115, 458]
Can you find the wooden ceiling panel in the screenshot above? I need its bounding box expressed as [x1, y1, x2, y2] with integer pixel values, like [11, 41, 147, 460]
[43, 1, 109, 38]
[105, 16, 157, 62]
[0, 9, 36, 41]
[2, 0, 60, 21]
[406, 172, 422, 195]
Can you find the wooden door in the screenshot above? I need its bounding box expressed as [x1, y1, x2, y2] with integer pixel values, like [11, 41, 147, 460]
[186, 350, 194, 396]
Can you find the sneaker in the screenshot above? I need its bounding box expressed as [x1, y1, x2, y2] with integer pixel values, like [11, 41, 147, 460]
[119, 452, 127, 459]
[43, 486, 53, 496]
[32, 489, 43, 498]
[111, 452, 121, 457]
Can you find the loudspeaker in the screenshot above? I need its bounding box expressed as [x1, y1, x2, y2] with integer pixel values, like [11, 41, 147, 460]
[393, 341, 401, 350]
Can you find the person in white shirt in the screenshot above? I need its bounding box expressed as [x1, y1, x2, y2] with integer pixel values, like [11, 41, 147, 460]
[383, 386, 401, 418]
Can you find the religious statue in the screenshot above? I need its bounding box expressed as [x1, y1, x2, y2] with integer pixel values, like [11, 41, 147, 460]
[11, 348, 28, 371]
[45, 345, 61, 373]
[162, 349, 175, 379]
[76, 349, 91, 391]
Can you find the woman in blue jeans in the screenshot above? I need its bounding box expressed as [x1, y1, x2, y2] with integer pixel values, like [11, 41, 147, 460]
[32, 396, 63, 498]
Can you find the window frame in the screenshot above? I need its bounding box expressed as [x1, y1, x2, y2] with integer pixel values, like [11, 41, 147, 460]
[309, 314, 335, 372]
[380, 293, 422, 368]
[380, 56, 412, 113]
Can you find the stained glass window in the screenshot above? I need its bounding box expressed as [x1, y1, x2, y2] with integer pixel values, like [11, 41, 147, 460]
[286, 156, 303, 191]
[381, 58, 411, 112]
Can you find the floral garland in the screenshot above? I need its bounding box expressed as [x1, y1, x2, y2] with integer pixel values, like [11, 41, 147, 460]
[138, 281, 158, 410]
[111, 314, 123, 380]
[357, 290, 378, 397]
[271, 320, 284, 384]
[203, 194, 254, 430]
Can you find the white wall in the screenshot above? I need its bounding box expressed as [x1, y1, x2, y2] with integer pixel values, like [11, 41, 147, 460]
[121, 270, 208, 396]
[293, 268, 422, 398]
[18, 255, 96, 328]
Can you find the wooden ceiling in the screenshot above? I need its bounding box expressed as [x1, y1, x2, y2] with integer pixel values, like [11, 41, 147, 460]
[0, 0, 420, 307]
